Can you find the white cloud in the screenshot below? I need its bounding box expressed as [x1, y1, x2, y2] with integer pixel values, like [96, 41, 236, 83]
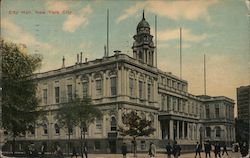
[117, 0, 218, 23]
[158, 28, 208, 42]
[2, 18, 54, 51]
[63, 5, 92, 32]
[46, 1, 69, 11]
[1, 18, 64, 71]
[116, 2, 146, 23]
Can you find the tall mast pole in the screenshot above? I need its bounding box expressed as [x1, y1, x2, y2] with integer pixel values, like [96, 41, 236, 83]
[180, 27, 182, 79]
[155, 15, 157, 68]
[107, 9, 109, 56]
[204, 54, 207, 95]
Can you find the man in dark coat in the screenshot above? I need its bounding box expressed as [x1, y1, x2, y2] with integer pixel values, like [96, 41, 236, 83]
[204, 140, 212, 158]
[195, 142, 202, 158]
[165, 142, 172, 158]
[172, 141, 181, 158]
[121, 143, 127, 158]
[71, 145, 77, 158]
[222, 143, 228, 156]
[240, 142, 249, 157]
[214, 142, 221, 158]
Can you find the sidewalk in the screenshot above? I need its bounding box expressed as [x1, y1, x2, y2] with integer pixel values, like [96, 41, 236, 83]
[66, 151, 243, 158]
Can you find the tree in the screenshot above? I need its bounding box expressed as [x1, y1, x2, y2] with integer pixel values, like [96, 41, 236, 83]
[56, 96, 102, 158]
[75, 96, 102, 158]
[119, 111, 156, 157]
[1, 40, 42, 155]
[55, 99, 79, 156]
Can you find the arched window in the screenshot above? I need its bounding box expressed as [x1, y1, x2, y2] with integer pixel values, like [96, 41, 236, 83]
[94, 73, 103, 97]
[215, 126, 221, 138]
[129, 76, 135, 96]
[109, 71, 117, 96]
[81, 76, 89, 97]
[54, 123, 60, 134]
[110, 116, 117, 131]
[147, 78, 153, 101]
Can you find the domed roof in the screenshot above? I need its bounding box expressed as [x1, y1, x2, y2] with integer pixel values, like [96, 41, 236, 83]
[137, 11, 150, 29]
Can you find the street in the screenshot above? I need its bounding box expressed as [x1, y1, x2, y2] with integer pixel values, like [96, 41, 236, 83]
[65, 151, 246, 158]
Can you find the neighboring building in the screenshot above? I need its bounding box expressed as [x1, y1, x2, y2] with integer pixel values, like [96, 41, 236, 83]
[236, 85, 250, 144]
[3, 12, 235, 153]
[198, 95, 235, 145]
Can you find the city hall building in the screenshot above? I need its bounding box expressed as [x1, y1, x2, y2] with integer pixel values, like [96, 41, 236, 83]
[5, 12, 235, 153]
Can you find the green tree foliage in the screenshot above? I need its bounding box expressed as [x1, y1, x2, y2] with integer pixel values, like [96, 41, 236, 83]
[55, 96, 102, 158]
[1, 40, 42, 154]
[119, 111, 156, 157]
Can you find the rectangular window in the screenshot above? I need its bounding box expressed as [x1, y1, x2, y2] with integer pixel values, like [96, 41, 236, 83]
[110, 77, 117, 96]
[206, 108, 210, 119]
[167, 95, 171, 110]
[162, 95, 165, 110]
[206, 127, 211, 137]
[173, 97, 177, 111]
[82, 82, 88, 97]
[96, 118, 102, 130]
[139, 81, 143, 99]
[167, 79, 172, 87]
[177, 99, 181, 112]
[147, 83, 151, 101]
[129, 78, 134, 96]
[55, 87, 60, 103]
[67, 85, 73, 101]
[96, 80, 102, 97]
[215, 107, 219, 118]
[43, 89, 47, 104]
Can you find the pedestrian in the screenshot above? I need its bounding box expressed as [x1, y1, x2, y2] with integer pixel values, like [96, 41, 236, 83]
[172, 141, 181, 158]
[55, 145, 64, 158]
[240, 142, 249, 158]
[204, 140, 212, 158]
[165, 142, 172, 158]
[195, 142, 201, 158]
[148, 142, 156, 158]
[221, 143, 228, 156]
[71, 145, 77, 158]
[121, 142, 127, 158]
[214, 142, 221, 158]
[83, 143, 88, 158]
[234, 143, 239, 152]
[41, 143, 46, 158]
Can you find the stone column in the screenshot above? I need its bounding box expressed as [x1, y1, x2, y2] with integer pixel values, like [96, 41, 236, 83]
[177, 121, 179, 140]
[117, 67, 121, 96]
[145, 76, 148, 102]
[90, 74, 94, 98]
[182, 121, 185, 139]
[187, 122, 190, 140]
[103, 71, 107, 97]
[169, 120, 174, 140]
[121, 66, 124, 96]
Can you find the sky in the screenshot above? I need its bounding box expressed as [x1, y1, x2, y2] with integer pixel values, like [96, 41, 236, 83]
[1, 0, 250, 114]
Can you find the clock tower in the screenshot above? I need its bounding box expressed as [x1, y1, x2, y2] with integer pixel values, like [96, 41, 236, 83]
[132, 11, 155, 67]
